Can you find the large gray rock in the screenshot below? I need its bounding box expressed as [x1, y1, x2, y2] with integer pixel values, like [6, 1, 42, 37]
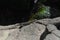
[44, 34, 60, 40]
[37, 17, 60, 25]
[6, 22, 45, 40]
[0, 29, 18, 40]
[44, 24, 60, 40]
[0, 17, 60, 40]
[0, 22, 46, 40]
[46, 24, 57, 32]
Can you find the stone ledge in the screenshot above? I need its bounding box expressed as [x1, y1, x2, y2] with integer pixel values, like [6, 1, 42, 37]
[0, 17, 60, 40]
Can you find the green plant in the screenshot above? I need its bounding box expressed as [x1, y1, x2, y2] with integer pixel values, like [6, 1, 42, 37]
[29, 4, 50, 21]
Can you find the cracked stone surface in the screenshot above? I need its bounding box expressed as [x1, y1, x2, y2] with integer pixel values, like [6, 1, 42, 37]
[0, 17, 60, 40]
[0, 29, 17, 40]
[0, 22, 45, 40]
[44, 24, 60, 40]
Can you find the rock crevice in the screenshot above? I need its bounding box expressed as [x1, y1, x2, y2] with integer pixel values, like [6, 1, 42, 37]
[0, 17, 60, 40]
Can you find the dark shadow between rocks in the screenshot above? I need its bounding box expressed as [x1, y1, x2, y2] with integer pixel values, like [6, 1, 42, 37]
[54, 23, 60, 30]
[40, 28, 51, 40]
